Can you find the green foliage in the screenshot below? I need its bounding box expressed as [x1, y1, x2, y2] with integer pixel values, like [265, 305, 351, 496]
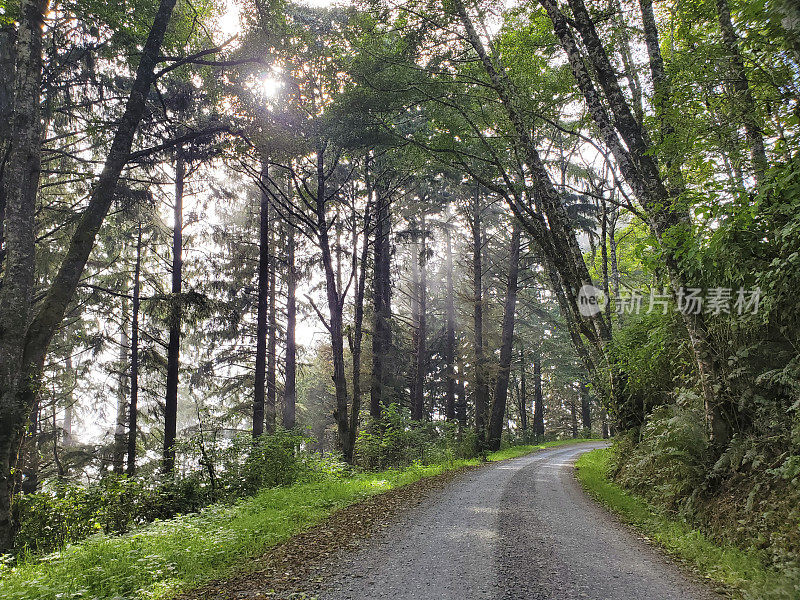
[354, 404, 475, 469]
[11, 431, 311, 559]
[12, 476, 209, 558]
[215, 430, 311, 497]
[611, 403, 710, 509]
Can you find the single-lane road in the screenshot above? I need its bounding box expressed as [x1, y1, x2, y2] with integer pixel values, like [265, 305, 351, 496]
[314, 442, 721, 600]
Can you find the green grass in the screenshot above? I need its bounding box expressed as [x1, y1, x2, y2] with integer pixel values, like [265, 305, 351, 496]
[0, 440, 590, 600]
[575, 448, 800, 600]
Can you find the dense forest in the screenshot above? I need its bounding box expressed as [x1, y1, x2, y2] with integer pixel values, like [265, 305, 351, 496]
[0, 0, 798, 596]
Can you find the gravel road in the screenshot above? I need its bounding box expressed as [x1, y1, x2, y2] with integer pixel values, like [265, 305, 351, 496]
[315, 442, 721, 600]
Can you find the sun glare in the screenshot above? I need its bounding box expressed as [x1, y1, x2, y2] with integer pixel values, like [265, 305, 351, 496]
[260, 75, 284, 99]
[219, 0, 241, 39]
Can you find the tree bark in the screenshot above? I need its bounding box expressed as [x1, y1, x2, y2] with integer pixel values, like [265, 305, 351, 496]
[580, 381, 592, 434]
[63, 356, 74, 448]
[715, 0, 768, 183]
[571, 397, 579, 438]
[127, 224, 142, 476]
[20, 399, 39, 493]
[518, 349, 528, 432]
[600, 198, 612, 330]
[456, 359, 467, 428]
[532, 350, 544, 437]
[315, 142, 350, 460]
[470, 191, 489, 446]
[0, 0, 48, 552]
[370, 171, 392, 420]
[253, 160, 269, 438]
[346, 198, 371, 460]
[0, 22, 17, 259]
[410, 216, 427, 421]
[266, 210, 277, 434]
[282, 216, 297, 430]
[443, 217, 457, 421]
[487, 224, 521, 451]
[163, 151, 184, 474]
[113, 295, 129, 474]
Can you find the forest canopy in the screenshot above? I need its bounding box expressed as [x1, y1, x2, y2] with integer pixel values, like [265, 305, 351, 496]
[0, 0, 798, 588]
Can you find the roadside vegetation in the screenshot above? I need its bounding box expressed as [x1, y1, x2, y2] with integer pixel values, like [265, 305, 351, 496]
[577, 448, 800, 600]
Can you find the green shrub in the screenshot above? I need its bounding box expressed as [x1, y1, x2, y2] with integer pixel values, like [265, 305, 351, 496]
[355, 404, 474, 469]
[613, 401, 710, 510]
[218, 429, 311, 496]
[11, 430, 311, 559]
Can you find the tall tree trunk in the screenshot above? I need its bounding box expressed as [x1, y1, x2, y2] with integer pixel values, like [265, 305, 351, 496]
[571, 397, 578, 438]
[0, 0, 48, 552]
[20, 399, 39, 493]
[370, 173, 392, 420]
[470, 191, 489, 446]
[456, 359, 467, 428]
[532, 350, 544, 437]
[715, 0, 768, 183]
[52, 403, 64, 480]
[282, 218, 297, 430]
[410, 217, 427, 421]
[487, 224, 521, 451]
[266, 215, 277, 434]
[580, 381, 592, 434]
[0, 22, 17, 260]
[443, 217, 457, 421]
[113, 297, 129, 474]
[63, 356, 74, 447]
[315, 142, 350, 460]
[519, 348, 528, 432]
[127, 225, 142, 476]
[608, 207, 620, 302]
[163, 152, 184, 474]
[346, 200, 372, 460]
[253, 160, 269, 438]
[600, 198, 612, 330]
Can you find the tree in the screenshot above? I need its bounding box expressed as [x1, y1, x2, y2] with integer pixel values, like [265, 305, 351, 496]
[443, 209, 457, 421]
[163, 148, 185, 474]
[253, 160, 270, 438]
[282, 212, 297, 430]
[487, 223, 521, 450]
[127, 223, 144, 476]
[409, 214, 428, 421]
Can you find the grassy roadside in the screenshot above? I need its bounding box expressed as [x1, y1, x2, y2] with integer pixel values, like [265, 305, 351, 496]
[575, 448, 799, 600]
[0, 439, 591, 600]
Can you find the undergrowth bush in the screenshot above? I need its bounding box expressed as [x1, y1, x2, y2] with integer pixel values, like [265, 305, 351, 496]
[354, 404, 477, 469]
[611, 399, 710, 511]
[11, 429, 312, 558]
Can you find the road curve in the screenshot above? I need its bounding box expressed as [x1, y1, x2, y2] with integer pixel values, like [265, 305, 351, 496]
[315, 442, 721, 600]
